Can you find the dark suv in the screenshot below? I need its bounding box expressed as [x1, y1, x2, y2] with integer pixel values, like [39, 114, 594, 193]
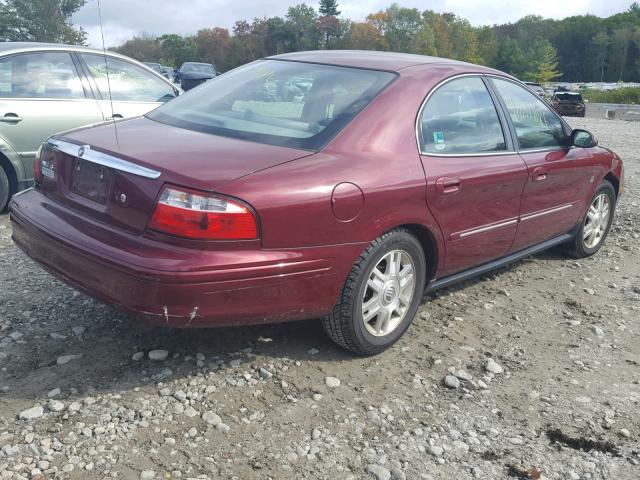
[175, 62, 217, 91]
[551, 91, 586, 117]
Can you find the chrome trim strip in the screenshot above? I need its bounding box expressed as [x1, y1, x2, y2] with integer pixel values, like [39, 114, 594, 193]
[458, 219, 518, 239]
[419, 150, 515, 157]
[47, 139, 161, 179]
[520, 203, 573, 221]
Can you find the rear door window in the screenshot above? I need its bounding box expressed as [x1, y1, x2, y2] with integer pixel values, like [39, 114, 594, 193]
[419, 76, 506, 155]
[81, 54, 176, 103]
[0, 52, 84, 99]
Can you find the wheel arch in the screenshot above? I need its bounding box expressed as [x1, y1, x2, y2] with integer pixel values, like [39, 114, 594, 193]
[394, 223, 441, 283]
[0, 150, 19, 197]
[0, 137, 25, 196]
[603, 172, 619, 198]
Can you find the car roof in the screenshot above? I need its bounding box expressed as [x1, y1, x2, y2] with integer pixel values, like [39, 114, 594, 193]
[268, 50, 499, 74]
[0, 41, 125, 58]
[0, 41, 174, 83]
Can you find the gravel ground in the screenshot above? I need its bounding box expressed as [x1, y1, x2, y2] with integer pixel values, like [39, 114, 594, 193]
[0, 117, 639, 480]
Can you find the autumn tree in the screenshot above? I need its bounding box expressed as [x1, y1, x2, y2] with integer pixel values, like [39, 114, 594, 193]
[346, 22, 385, 50]
[109, 3, 640, 83]
[194, 28, 231, 71]
[115, 34, 163, 63]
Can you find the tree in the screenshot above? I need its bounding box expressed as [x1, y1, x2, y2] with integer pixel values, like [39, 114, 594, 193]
[367, 4, 421, 52]
[525, 37, 562, 83]
[613, 27, 635, 81]
[476, 26, 499, 67]
[194, 28, 231, 71]
[0, 0, 87, 44]
[317, 14, 340, 48]
[285, 4, 320, 51]
[114, 34, 163, 63]
[319, 0, 339, 17]
[591, 31, 610, 83]
[495, 37, 528, 77]
[158, 34, 197, 67]
[346, 22, 385, 50]
[410, 24, 437, 56]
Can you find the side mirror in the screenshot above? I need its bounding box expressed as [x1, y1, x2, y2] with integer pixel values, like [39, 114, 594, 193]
[571, 129, 598, 148]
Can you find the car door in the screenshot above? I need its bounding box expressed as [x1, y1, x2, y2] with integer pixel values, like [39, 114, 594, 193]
[489, 77, 593, 252]
[0, 51, 104, 178]
[78, 53, 178, 120]
[418, 76, 528, 276]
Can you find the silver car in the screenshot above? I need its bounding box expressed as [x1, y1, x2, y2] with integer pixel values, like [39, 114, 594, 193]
[0, 42, 180, 211]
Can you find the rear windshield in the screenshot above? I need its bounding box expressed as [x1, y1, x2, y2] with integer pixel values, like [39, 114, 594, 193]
[182, 63, 215, 74]
[555, 93, 582, 101]
[148, 59, 396, 150]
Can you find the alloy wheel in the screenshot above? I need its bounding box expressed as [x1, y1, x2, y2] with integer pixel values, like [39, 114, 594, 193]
[583, 193, 611, 249]
[361, 249, 416, 337]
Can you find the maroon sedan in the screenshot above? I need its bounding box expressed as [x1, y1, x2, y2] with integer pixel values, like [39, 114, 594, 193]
[10, 51, 624, 354]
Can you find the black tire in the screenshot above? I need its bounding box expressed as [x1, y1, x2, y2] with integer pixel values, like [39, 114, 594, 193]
[0, 166, 9, 213]
[567, 180, 616, 258]
[322, 228, 426, 355]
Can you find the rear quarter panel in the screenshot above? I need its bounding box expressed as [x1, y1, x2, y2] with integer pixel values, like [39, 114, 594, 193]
[217, 68, 455, 278]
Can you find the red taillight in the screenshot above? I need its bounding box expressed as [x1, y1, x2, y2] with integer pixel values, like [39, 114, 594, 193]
[33, 145, 43, 184]
[33, 144, 55, 185]
[147, 186, 258, 240]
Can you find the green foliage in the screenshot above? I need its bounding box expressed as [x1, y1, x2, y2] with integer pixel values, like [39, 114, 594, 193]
[158, 34, 197, 67]
[495, 38, 528, 77]
[524, 37, 561, 83]
[0, 0, 87, 44]
[581, 86, 640, 104]
[109, 2, 640, 82]
[319, 0, 340, 17]
[286, 4, 320, 51]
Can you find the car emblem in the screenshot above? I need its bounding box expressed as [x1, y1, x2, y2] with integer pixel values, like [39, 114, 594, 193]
[383, 283, 397, 304]
[77, 145, 90, 158]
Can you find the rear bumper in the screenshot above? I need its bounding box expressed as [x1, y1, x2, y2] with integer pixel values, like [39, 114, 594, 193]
[9, 188, 363, 327]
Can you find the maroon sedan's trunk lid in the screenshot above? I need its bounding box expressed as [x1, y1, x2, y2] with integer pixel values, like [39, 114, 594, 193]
[40, 117, 312, 232]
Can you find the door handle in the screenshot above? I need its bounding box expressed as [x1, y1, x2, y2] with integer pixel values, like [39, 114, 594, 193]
[0, 113, 22, 123]
[106, 114, 123, 120]
[532, 167, 547, 182]
[435, 176, 462, 195]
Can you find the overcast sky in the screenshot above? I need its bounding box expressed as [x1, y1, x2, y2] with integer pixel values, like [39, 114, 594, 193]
[74, 0, 633, 48]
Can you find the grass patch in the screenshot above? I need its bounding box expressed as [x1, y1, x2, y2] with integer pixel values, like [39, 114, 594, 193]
[582, 87, 640, 105]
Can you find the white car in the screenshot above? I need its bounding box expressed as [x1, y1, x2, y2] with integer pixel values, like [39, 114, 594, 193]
[0, 42, 180, 211]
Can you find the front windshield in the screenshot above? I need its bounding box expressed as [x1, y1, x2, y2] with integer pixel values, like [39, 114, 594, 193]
[147, 59, 396, 150]
[182, 63, 215, 74]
